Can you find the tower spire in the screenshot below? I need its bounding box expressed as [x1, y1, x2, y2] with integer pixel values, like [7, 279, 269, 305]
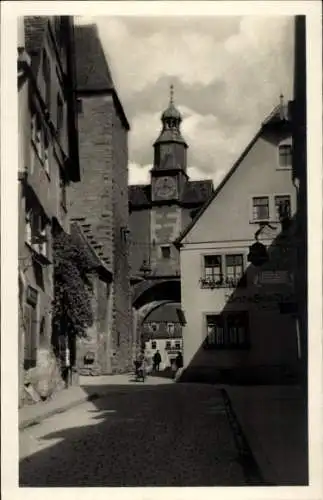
[170, 84, 174, 105]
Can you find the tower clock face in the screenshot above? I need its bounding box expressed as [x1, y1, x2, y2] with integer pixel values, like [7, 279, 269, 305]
[155, 176, 177, 199]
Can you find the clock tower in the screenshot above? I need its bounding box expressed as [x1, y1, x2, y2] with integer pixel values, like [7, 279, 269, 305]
[151, 85, 188, 203]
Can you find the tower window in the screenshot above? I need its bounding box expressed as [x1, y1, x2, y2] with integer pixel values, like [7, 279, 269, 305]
[161, 246, 171, 259]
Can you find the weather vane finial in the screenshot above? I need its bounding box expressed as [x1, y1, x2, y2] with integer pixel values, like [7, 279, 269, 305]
[170, 84, 174, 105]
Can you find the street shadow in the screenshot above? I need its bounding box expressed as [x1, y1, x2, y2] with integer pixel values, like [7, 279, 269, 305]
[19, 382, 249, 487]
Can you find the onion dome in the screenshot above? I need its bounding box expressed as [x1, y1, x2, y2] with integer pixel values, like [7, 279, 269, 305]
[154, 84, 187, 146]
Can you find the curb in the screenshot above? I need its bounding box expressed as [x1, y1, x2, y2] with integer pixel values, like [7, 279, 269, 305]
[220, 389, 271, 485]
[19, 392, 101, 431]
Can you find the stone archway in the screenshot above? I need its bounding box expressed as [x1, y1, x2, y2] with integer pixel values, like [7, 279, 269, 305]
[131, 279, 182, 357]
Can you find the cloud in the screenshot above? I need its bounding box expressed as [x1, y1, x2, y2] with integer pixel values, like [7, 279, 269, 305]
[75, 15, 294, 183]
[128, 162, 151, 185]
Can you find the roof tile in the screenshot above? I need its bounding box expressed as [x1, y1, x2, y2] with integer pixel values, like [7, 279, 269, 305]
[74, 24, 114, 91]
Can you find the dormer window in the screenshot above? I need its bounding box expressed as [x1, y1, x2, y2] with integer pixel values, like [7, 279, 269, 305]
[150, 323, 158, 333]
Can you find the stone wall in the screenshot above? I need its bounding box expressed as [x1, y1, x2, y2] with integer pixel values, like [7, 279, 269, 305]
[68, 93, 132, 374]
[111, 103, 132, 372]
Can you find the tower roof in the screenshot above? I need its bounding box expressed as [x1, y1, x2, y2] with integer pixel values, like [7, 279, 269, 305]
[161, 84, 182, 121]
[154, 84, 187, 147]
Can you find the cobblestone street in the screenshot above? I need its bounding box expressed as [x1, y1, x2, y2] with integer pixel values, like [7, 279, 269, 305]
[19, 381, 258, 487]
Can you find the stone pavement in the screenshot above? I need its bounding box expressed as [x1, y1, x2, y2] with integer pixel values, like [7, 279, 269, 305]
[224, 384, 308, 485]
[19, 374, 308, 486]
[19, 383, 248, 486]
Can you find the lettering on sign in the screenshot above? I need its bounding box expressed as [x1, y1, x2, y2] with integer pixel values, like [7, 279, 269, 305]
[224, 292, 296, 310]
[254, 270, 293, 286]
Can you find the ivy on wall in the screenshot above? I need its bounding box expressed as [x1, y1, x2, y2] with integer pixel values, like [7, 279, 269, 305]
[52, 227, 97, 342]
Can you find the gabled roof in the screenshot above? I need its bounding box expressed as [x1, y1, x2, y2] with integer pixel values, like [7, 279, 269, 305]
[174, 130, 262, 247]
[129, 179, 214, 209]
[182, 179, 214, 205]
[74, 24, 114, 92]
[129, 184, 151, 207]
[74, 23, 130, 131]
[24, 16, 50, 72]
[24, 16, 49, 54]
[70, 222, 112, 282]
[174, 101, 292, 247]
[145, 302, 182, 323]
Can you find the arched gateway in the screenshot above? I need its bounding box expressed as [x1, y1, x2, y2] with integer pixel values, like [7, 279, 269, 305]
[128, 87, 214, 363]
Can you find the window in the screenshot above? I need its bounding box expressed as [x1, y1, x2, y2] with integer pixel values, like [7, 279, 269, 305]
[161, 246, 171, 259]
[252, 196, 269, 221]
[205, 312, 249, 349]
[151, 341, 157, 350]
[150, 323, 158, 333]
[201, 254, 246, 289]
[225, 254, 244, 286]
[278, 144, 292, 168]
[35, 114, 43, 159]
[25, 207, 48, 257]
[59, 169, 67, 210]
[203, 255, 223, 284]
[24, 289, 38, 369]
[175, 341, 181, 350]
[275, 195, 291, 221]
[165, 340, 171, 350]
[57, 93, 64, 136]
[43, 128, 50, 175]
[167, 323, 175, 335]
[77, 99, 83, 114]
[42, 49, 51, 111]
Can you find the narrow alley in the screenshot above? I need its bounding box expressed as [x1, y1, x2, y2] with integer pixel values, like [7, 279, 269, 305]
[19, 379, 263, 487]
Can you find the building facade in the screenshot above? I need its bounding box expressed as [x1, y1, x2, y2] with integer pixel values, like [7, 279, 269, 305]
[142, 302, 183, 370]
[129, 88, 214, 356]
[68, 24, 133, 374]
[177, 99, 300, 384]
[18, 16, 80, 405]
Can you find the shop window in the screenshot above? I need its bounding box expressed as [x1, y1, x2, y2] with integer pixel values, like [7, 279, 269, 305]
[205, 312, 249, 349]
[275, 195, 291, 221]
[278, 144, 292, 168]
[252, 196, 269, 221]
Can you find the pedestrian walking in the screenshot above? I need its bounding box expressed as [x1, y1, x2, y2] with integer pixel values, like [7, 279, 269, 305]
[175, 351, 183, 370]
[153, 350, 162, 371]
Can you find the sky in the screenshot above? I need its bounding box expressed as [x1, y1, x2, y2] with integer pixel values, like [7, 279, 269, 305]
[75, 16, 294, 187]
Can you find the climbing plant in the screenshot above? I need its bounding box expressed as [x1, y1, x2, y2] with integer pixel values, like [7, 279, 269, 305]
[52, 228, 97, 341]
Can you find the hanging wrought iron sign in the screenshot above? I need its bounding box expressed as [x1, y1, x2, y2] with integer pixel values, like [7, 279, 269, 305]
[247, 241, 269, 267]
